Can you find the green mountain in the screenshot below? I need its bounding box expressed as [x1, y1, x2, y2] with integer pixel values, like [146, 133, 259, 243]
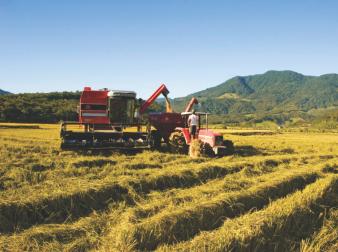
[173, 70, 338, 125]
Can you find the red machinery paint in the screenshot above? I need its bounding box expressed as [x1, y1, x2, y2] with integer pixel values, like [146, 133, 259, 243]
[79, 88, 109, 124]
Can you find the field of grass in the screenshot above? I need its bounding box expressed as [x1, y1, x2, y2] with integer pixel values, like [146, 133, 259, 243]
[0, 123, 337, 251]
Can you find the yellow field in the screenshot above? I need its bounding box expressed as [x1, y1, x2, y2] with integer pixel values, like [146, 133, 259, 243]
[0, 123, 337, 251]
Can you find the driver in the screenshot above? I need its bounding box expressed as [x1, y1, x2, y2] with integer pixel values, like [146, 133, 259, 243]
[188, 110, 199, 139]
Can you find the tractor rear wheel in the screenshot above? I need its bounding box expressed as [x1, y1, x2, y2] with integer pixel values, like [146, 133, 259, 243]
[169, 131, 188, 154]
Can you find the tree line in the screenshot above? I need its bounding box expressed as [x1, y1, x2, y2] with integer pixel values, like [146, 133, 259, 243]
[0, 92, 165, 123]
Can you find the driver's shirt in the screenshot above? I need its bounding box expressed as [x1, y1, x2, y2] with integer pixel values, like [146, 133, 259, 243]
[188, 114, 199, 126]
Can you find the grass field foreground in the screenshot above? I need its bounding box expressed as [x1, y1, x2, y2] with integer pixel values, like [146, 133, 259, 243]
[0, 123, 337, 251]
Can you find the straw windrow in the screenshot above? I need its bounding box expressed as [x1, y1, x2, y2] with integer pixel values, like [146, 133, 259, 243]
[121, 170, 320, 251]
[1, 124, 337, 251]
[159, 175, 338, 252]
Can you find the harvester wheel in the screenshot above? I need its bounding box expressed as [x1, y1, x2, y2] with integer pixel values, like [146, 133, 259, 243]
[223, 140, 235, 155]
[169, 131, 188, 154]
[150, 130, 162, 150]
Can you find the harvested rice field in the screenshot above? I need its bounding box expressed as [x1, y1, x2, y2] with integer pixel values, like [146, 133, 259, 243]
[0, 123, 337, 251]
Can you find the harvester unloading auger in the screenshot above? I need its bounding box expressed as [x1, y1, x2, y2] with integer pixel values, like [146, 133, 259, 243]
[60, 84, 234, 156]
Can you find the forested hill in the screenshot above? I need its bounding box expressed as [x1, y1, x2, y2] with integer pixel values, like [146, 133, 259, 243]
[172, 70, 338, 125]
[0, 92, 80, 122]
[175, 70, 338, 113]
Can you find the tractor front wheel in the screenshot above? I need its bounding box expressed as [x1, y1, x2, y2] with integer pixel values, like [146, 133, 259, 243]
[202, 142, 215, 157]
[223, 140, 235, 155]
[169, 131, 188, 154]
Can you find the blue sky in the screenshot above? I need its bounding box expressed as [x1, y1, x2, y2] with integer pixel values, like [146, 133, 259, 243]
[0, 0, 338, 98]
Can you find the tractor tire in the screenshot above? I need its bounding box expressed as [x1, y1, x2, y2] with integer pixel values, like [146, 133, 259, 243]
[169, 131, 188, 154]
[202, 142, 215, 157]
[223, 140, 235, 155]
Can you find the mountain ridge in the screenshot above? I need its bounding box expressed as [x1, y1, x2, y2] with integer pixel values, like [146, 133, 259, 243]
[174, 70, 337, 114]
[0, 89, 11, 95]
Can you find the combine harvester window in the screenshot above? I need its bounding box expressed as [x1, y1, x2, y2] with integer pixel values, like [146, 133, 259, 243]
[109, 98, 135, 124]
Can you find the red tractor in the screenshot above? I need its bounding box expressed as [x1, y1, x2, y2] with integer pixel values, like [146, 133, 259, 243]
[60, 84, 234, 156]
[168, 111, 234, 156]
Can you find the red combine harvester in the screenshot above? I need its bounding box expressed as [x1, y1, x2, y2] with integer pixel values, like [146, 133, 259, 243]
[60, 84, 234, 156]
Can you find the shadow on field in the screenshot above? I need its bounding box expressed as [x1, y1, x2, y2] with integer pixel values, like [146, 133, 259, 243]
[228, 131, 277, 136]
[73, 149, 143, 157]
[234, 145, 265, 157]
[0, 125, 40, 129]
[71, 144, 173, 157]
[72, 145, 264, 157]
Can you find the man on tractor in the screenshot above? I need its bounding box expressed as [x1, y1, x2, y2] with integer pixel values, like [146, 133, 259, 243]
[188, 109, 199, 139]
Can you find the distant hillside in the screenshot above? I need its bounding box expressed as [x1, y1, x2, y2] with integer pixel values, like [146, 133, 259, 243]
[0, 89, 11, 95]
[0, 71, 337, 127]
[0, 92, 80, 123]
[172, 70, 338, 125]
